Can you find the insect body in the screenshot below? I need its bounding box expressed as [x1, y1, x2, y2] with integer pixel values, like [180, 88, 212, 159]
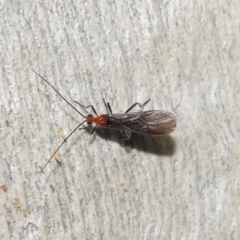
[32, 70, 176, 170]
[89, 110, 176, 135]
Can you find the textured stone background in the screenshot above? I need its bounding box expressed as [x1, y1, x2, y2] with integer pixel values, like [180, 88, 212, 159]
[0, 1, 239, 239]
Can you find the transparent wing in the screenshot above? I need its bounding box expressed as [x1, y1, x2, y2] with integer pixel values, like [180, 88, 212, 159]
[106, 110, 176, 135]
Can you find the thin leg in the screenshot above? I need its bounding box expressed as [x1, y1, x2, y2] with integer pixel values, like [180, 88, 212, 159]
[118, 130, 134, 148]
[78, 126, 89, 130]
[90, 125, 98, 134]
[102, 99, 113, 114]
[118, 130, 131, 140]
[125, 99, 150, 113]
[79, 121, 98, 135]
[74, 101, 98, 116]
[123, 99, 150, 148]
[103, 99, 133, 146]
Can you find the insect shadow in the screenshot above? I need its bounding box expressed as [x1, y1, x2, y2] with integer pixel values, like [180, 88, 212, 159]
[94, 127, 177, 156]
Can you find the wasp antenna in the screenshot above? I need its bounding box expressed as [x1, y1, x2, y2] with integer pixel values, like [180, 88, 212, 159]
[39, 119, 87, 171]
[32, 69, 86, 118]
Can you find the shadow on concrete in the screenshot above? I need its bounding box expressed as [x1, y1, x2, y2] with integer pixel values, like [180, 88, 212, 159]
[95, 127, 177, 156]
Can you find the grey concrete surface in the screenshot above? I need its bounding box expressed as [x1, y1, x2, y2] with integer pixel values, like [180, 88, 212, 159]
[0, 1, 239, 239]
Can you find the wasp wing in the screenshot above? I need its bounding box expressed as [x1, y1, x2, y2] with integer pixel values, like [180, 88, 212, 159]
[106, 110, 176, 135]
